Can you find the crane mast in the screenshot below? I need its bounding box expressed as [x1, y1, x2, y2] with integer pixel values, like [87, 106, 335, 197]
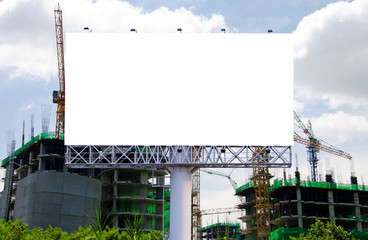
[53, 4, 65, 139]
[252, 147, 272, 240]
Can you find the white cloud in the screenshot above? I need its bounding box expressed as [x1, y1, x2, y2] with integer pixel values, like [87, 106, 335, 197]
[0, 0, 226, 81]
[310, 111, 368, 144]
[294, 0, 368, 108]
[19, 102, 35, 111]
[294, 99, 304, 113]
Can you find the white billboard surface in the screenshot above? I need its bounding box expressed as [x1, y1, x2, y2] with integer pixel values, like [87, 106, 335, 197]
[65, 33, 293, 146]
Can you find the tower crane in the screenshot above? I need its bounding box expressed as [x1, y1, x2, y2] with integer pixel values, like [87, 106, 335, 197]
[53, 4, 65, 139]
[293, 111, 352, 181]
[200, 207, 241, 216]
[252, 147, 272, 240]
[293, 111, 319, 181]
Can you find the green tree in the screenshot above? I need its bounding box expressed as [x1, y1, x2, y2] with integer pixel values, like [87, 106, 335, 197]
[0, 219, 29, 240]
[291, 219, 356, 240]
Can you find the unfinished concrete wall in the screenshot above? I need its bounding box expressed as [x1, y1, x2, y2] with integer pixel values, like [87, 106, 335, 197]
[13, 171, 101, 233]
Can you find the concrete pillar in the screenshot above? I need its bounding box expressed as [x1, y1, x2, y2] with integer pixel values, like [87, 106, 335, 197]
[328, 190, 335, 218]
[140, 171, 148, 214]
[168, 166, 192, 240]
[113, 169, 118, 228]
[354, 192, 359, 204]
[114, 169, 118, 182]
[63, 164, 68, 172]
[27, 166, 32, 176]
[140, 171, 148, 184]
[40, 143, 46, 155]
[38, 158, 43, 171]
[38, 144, 46, 171]
[296, 188, 303, 228]
[353, 192, 363, 231]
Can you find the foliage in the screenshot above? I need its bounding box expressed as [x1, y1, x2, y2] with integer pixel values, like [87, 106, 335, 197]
[124, 215, 146, 240]
[0, 219, 164, 240]
[214, 224, 236, 240]
[290, 219, 356, 240]
[84, 208, 115, 240]
[0, 219, 29, 240]
[28, 226, 68, 240]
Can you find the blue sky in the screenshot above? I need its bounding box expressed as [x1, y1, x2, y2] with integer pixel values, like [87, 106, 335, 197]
[1, 0, 368, 225]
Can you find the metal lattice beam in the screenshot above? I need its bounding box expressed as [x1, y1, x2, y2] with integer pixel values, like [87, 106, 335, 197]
[65, 145, 291, 168]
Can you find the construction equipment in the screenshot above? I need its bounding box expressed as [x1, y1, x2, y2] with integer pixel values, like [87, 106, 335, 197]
[192, 147, 201, 240]
[53, 4, 65, 139]
[293, 111, 352, 181]
[201, 169, 244, 203]
[0, 135, 16, 220]
[200, 207, 241, 216]
[293, 133, 352, 160]
[252, 147, 272, 240]
[293, 111, 319, 181]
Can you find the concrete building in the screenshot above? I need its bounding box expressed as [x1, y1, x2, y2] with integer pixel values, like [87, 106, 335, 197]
[236, 172, 368, 240]
[0, 133, 168, 233]
[100, 168, 168, 231]
[199, 222, 243, 240]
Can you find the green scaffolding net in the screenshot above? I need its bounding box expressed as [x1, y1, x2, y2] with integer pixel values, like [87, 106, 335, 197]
[351, 230, 368, 240]
[236, 178, 368, 194]
[2, 132, 64, 166]
[269, 178, 368, 192]
[270, 227, 307, 240]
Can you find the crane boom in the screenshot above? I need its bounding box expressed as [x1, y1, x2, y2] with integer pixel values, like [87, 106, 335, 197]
[200, 207, 241, 216]
[294, 133, 352, 160]
[54, 4, 65, 139]
[201, 169, 242, 203]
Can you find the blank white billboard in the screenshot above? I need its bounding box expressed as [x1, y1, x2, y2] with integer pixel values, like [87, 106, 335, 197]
[65, 33, 293, 146]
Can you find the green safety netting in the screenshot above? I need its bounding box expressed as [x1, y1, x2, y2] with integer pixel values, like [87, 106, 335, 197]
[236, 182, 254, 194]
[270, 227, 307, 240]
[200, 223, 242, 240]
[116, 200, 140, 213]
[2, 132, 64, 166]
[200, 222, 240, 231]
[269, 178, 368, 192]
[351, 230, 368, 240]
[117, 185, 141, 198]
[147, 202, 156, 214]
[236, 178, 368, 194]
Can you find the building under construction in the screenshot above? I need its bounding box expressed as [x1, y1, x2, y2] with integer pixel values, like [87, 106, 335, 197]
[236, 172, 368, 240]
[200, 222, 243, 240]
[0, 134, 169, 233]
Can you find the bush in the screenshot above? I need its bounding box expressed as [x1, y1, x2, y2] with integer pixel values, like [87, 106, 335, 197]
[0, 219, 164, 240]
[291, 219, 356, 240]
[0, 219, 29, 240]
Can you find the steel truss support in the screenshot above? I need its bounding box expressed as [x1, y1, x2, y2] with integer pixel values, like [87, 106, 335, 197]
[65, 145, 291, 168]
[252, 147, 272, 240]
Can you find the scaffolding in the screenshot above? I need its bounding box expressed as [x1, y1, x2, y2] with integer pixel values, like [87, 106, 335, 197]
[252, 147, 272, 240]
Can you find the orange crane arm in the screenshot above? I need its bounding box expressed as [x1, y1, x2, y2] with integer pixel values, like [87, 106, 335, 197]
[294, 133, 352, 160]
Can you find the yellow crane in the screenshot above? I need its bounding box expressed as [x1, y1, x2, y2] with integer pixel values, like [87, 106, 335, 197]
[252, 147, 272, 240]
[53, 3, 65, 139]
